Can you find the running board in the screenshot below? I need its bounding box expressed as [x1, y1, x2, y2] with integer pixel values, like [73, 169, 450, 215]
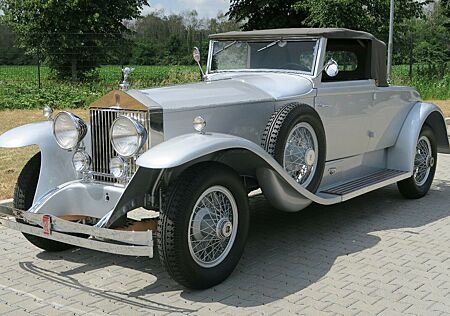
[320, 169, 410, 201]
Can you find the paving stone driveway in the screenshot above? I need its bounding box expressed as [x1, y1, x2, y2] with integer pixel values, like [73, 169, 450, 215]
[1, 156, 450, 315]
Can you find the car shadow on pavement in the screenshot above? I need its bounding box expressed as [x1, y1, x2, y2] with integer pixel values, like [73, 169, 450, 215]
[23, 179, 450, 309]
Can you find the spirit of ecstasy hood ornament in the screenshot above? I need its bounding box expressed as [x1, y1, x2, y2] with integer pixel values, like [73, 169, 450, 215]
[119, 67, 135, 91]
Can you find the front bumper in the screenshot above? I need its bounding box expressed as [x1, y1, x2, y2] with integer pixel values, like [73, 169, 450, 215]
[0, 204, 153, 257]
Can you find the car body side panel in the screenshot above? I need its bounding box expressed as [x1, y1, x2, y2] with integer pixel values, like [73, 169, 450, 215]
[368, 86, 421, 151]
[315, 80, 375, 160]
[0, 121, 86, 203]
[162, 100, 276, 144]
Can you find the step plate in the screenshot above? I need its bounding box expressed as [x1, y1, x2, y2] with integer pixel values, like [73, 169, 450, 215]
[321, 169, 408, 196]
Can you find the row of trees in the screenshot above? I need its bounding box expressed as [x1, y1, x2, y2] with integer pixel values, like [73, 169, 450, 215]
[229, 0, 449, 67]
[0, 0, 448, 80]
[129, 10, 240, 65]
[0, 0, 240, 79]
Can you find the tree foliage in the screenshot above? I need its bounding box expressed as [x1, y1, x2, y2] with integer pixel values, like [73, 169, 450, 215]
[129, 10, 240, 65]
[0, 0, 148, 80]
[408, 1, 450, 77]
[229, 0, 308, 30]
[229, 0, 430, 41]
[295, 0, 429, 41]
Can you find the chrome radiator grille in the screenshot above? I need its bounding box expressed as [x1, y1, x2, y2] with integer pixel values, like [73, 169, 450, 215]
[90, 109, 150, 182]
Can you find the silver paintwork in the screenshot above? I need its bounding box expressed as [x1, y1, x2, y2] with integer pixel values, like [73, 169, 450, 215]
[1, 32, 449, 253]
[27, 180, 124, 219]
[0, 121, 80, 204]
[387, 102, 450, 171]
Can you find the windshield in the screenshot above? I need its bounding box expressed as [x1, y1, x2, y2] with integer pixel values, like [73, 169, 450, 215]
[210, 39, 319, 74]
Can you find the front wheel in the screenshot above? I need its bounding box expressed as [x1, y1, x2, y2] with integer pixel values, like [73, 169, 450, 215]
[157, 164, 249, 289]
[397, 125, 437, 199]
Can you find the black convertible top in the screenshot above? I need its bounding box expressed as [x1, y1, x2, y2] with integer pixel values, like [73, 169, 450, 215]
[210, 28, 388, 86]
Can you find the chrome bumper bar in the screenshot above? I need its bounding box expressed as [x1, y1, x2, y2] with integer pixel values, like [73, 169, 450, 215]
[0, 204, 153, 257]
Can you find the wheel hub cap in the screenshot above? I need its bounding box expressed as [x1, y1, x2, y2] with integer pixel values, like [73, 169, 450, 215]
[217, 218, 233, 239]
[305, 149, 316, 166]
[427, 156, 435, 168]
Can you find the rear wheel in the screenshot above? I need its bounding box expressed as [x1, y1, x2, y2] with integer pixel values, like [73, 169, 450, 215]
[14, 153, 74, 252]
[157, 164, 249, 289]
[397, 125, 437, 199]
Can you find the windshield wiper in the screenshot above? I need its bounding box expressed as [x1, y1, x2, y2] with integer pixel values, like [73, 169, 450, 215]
[257, 40, 278, 52]
[257, 39, 287, 53]
[213, 41, 238, 56]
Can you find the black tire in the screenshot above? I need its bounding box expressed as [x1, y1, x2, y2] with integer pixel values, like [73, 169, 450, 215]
[261, 103, 326, 192]
[13, 153, 74, 252]
[397, 125, 437, 199]
[157, 164, 249, 289]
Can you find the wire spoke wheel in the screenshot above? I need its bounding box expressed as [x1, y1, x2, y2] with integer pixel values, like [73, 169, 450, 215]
[413, 135, 434, 186]
[283, 122, 318, 186]
[188, 186, 238, 268]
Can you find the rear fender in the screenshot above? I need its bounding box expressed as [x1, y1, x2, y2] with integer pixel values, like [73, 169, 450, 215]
[0, 121, 78, 203]
[387, 102, 450, 171]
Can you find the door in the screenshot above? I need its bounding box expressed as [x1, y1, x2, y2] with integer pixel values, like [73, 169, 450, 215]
[316, 80, 375, 160]
[315, 39, 376, 161]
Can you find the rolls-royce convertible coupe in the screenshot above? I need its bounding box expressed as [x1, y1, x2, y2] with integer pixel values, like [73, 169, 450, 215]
[1, 28, 448, 289]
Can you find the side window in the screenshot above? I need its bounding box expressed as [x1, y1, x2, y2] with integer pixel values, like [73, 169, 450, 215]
[322, 39, 371, 82]
[325, 51, 358, 71]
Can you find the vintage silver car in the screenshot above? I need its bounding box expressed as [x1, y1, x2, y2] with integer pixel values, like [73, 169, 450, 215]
[0, 28, 449, 289]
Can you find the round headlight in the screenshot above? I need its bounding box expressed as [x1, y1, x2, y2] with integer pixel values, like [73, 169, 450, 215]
[110, 116, 147, 157]
[72, 150, 91, 172]
[110, 157, 128, 178]
[53, 112, 87, 150]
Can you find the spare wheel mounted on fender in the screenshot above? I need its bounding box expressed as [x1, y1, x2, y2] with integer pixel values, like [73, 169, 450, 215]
[261, 103, 327, 193]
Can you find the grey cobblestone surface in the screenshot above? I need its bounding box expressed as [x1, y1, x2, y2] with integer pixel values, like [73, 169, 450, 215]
[1, 155, 450, 315]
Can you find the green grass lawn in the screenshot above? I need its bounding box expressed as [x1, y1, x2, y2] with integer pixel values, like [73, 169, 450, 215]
[0, 64, 448, 110]
[0, 65, 199, 109]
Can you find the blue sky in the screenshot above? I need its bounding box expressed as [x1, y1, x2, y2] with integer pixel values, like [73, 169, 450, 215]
[142, 0, 230, 18]
[0, 1, 230, 18]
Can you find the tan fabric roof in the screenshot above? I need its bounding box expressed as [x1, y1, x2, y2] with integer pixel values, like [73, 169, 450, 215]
[209, 28, 379, 41]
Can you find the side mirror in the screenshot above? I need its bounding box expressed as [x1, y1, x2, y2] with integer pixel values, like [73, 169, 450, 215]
[324, 59, 339, 77]
[193, 47, 201, 63]
[193, 47, 206, 80]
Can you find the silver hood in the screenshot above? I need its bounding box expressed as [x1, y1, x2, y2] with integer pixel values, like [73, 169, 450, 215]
[130, 73, 314, 112]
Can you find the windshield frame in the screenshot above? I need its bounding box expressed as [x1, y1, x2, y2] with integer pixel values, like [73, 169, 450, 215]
[206, 38, 321, 76]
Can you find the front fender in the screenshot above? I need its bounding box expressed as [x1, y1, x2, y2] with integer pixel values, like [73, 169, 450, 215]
[136, 133, 268, 169]
[0, 121, 76, 203]
[0, 121, 53, 148]
[136, 133, 336, 203]
[387, 102, 450, 171]
[132, 133, 337, 216]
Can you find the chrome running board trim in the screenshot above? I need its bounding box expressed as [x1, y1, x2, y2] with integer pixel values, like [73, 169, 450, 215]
[320, 169, 410, 201]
